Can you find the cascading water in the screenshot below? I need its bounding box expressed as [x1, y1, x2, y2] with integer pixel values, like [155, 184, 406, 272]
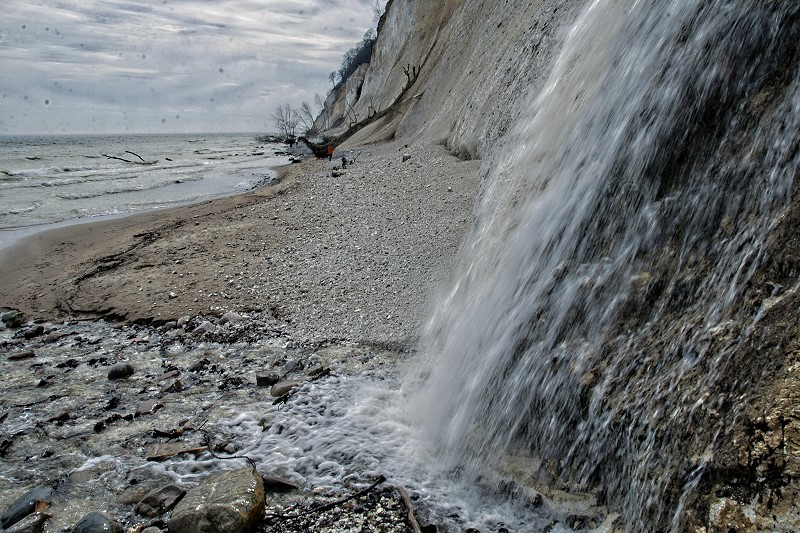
[412, 0, 799, 530]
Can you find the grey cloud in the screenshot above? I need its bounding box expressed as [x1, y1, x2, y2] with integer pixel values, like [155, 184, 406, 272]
[0, 0, 377, 133]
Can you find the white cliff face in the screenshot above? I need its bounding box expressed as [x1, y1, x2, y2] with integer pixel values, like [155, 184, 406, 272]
[341, 0, 587, 159]
[356, 0, 416, 115]
[314, 63, 371, 134]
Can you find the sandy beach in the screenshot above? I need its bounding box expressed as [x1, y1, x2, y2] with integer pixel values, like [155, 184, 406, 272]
[0, 140, 480, 347]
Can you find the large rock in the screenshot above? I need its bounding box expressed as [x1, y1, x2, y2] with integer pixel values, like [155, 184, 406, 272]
[0, 486, 52, 529]
[168, 467, 265, 533]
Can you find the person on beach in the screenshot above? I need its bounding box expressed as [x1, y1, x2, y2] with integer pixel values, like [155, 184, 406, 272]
[342, 156, 347, 169]
[327, 145, 334, 161]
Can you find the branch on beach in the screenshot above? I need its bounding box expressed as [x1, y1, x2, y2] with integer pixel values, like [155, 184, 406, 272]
[265, 475, 387, 521]
[102, 153, 156, 165]
[396, 485, 423, 533]
[125, 150, 146, 162]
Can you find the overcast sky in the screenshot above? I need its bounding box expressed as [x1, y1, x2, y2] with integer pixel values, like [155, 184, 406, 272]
[0, 0, 379, 134]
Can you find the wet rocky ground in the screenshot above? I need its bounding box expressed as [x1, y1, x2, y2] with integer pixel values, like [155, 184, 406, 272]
[0, 311, 426, 533]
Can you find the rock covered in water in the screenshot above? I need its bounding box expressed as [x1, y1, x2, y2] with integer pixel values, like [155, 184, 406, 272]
[72, 512, 124, 533]
[168, 467, 265, 533]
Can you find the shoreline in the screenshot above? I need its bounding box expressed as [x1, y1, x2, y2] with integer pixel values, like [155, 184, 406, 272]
[0, 165, 283, 254]
[0, 140, 481, 346]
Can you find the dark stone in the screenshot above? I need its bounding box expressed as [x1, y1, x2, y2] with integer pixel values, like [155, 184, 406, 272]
[157, 369, 180, 382]
[116, 484, 151, 505]
[43, 330, 64, 343]
[72, 511, 124, 533]
[189, 358, 210, 372]
[255, 373, 281, 387]
[168, 467, 265, 533]
[4, 511, 49, 533]
[8, 350, 35, 361]
[108, 363, 134, 380]
[23, 325, 45, 340]
[262, 475, 299, 492]
[0, 486, 52, 529]
[135, 485, 186, 517]
[566, 515, 588, 530]
[135, 399, 163, 417]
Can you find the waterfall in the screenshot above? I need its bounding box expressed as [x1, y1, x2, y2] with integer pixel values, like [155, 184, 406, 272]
[412, 0, 799, 530]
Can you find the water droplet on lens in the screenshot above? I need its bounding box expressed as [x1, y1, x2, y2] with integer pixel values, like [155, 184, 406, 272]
[44, 99, 50, 105]
[219, 67, 224, 73]
[161, 118, 166, 123]
[142, 54, 147, 60]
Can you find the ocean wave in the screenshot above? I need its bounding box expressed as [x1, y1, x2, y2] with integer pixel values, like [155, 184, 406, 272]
[0, 203, 40, 216]
[54, 176, 202, 200]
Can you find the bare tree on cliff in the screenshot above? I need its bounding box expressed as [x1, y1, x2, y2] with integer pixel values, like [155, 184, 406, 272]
[314, 94, 330, 130]
[298, 102, 317, 136]
[271, 103, 300, 140]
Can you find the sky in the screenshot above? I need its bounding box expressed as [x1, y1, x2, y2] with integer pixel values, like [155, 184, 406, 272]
[0, 0, 381, 134]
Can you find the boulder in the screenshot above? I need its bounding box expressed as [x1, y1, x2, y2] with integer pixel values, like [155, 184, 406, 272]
[168, 467, 265, 533]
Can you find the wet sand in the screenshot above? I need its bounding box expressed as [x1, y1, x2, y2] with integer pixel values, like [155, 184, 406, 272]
[0, 140, 480, 346]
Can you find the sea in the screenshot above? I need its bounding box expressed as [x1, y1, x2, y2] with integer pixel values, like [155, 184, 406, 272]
[0, 133, 291, 251]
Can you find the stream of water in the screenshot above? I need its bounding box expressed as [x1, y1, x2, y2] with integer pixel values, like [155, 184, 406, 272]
[411, 0, 799, 530]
